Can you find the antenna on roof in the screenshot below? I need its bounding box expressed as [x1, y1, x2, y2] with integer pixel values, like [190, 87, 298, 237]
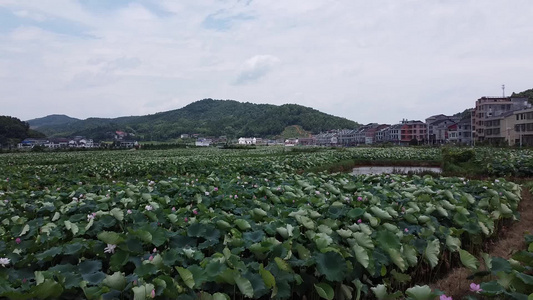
[502, 84, 505, 97]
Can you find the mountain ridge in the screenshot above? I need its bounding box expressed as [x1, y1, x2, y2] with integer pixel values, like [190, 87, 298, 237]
[27, 99, 359, 140]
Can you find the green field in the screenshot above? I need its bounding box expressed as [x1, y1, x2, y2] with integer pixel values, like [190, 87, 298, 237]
[1, 147, 532, 299]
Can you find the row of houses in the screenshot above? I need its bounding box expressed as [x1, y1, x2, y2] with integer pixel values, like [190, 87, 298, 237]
[18, 137, 97, 149]
[231, 95, 531, 147]
[17, 137, 140, 149]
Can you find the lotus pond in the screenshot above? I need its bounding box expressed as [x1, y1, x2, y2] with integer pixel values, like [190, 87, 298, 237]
[0, 147, 530, 299]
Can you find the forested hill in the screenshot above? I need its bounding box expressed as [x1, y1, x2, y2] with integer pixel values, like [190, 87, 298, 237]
[0, 116, 45, 145]
[512, 88, 533, 103]
[28, 114, 80, 128]
[28, 99, 359, 140]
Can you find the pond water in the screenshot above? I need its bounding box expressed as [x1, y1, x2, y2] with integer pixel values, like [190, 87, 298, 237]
[352, 166, 442, 175]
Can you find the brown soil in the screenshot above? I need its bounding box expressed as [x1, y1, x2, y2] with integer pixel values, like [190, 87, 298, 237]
[431, 186, 533, 298]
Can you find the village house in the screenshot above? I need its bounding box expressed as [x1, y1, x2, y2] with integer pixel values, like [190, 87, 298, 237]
[472, 96, 529, 143]
[195, 138, 212, 147]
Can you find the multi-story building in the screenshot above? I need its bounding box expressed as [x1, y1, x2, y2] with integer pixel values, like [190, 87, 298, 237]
[400, 120, 427, 145]
[472, 96, 529, 142]
[382, 124, 402, 144]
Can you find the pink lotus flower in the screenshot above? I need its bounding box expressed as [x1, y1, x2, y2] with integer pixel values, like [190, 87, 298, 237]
[469, 283, 482, 293]
[151, 289, 156, 298]
[153, 248, 157, 253]
[149, 255, 154, 261]
[440, 295, 452, 300]
[214, 187, 218, 191]
[184, 217, 188, 222]
[172, 207, 176, 212]
[15, 238, 21, 244]
[127, 209, 132, 214]
[193, 210, 198, 215]
[357, 219, 362, 223]
[404, 228, 409, 233]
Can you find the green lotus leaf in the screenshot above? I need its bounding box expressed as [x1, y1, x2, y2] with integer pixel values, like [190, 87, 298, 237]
[233, 275, 253, 298]
[391, 269, 411, 284]
[376, 230, 401, 250]
[176, 266, 195, 289]
[314, 282, 334, 300]
[352, 232, 374, 249]
[294, 243, 311, 260]
[131, 229, 152, 243]
[63, 242, 85, 255]
[480, 281, 505, 296]
[82, 271, 107, 285]
[459, 249, 480, 272]
[235, 219, 251, 231]
[213, 293, 230, 300]
[109, 208, 124, 221]
[352, 244, 369, 268]
[343, 183, 357, 192]
[370, 207, 392, 220]
[64, 220, 79, 236]
[35, 246, 63, 261]
[317, 224, 333, 235]
[274, 257, 292, 272]
[316, 251, 346, 281]
[135, 263, 158, 277]
[187, 222, 206, 237]
[216, 220, 232, 230]
[252, 208, 267, 218]
[516, 272, 533, 285]
[405, 285, 435, 300]
[403, 244, 418, 267]
[243, 230, 265, 243]
[30, 279, 64, 299]
[259, 264, 276, 289]
[109, 250, 129, 271]
[490, 257, 512, 274]
[445, 235, 461, 252]
[19, 224, 30, 236]
[102, 272, 126, 291]
[371, 284, 387, 300]
[79, 260, 102, 276]
[97, 231, 124, 245]
[347, 208, 365, 219]
[424, 239, 440, 269]
[336, 228, 352, 238]
[387, 248, 407, 272]
[380, 223, 397, 234]
[296, 215, 315, 230]
[132, 283, 155, 300]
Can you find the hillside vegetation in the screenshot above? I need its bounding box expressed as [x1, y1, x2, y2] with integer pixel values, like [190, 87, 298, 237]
[512, 88, 533, 103]
[28, 99, 359, 140]
[0, 116, 45, 146]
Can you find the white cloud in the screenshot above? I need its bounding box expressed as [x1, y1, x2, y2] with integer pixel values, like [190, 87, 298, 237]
[234, 55, 280, 85]
[0, 0, 532, 124]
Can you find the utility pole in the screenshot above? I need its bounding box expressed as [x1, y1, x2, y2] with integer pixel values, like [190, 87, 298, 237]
[502, 84, 505, 97]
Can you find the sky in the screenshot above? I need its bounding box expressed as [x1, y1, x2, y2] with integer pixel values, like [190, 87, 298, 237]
[1, 0, 532, 124]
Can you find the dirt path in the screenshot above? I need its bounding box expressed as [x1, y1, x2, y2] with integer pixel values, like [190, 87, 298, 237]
[431, 186, 533, 298]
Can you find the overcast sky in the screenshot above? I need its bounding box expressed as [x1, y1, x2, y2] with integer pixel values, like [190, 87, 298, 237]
[1, 1, 532, 124]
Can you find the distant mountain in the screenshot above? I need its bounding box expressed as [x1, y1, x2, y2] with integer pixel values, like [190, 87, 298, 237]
[28, 114, 80, 128]
[28, 99, 359, 141]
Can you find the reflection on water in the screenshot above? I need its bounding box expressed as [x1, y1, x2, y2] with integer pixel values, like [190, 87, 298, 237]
[352, 166, 442, 175]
